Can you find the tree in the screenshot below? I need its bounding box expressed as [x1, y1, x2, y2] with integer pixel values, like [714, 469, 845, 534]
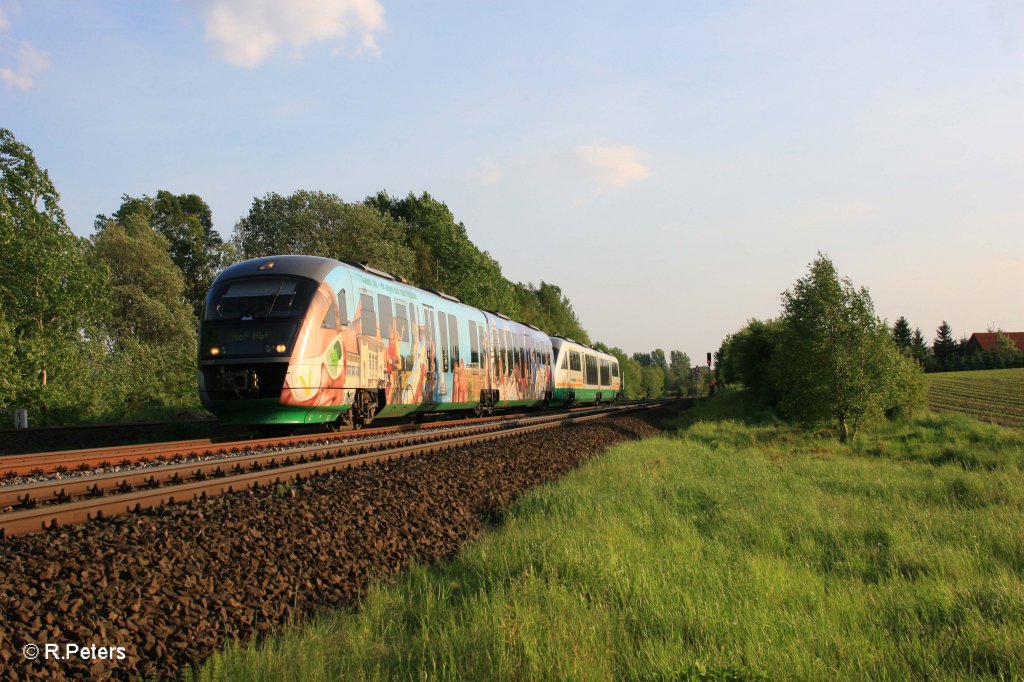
[891, 316, 913, 352]
[774, 254, 922, 442]
[0, 128, 108, 419]
[367, 191, 522, 314]
[107, 191, 234, 318]
[234, 190, 415, 279]
[911, 327, 929, 366]
[716, 318, 783, 405]
[932, 321, 957, 369]
[92, 213, 198, 409]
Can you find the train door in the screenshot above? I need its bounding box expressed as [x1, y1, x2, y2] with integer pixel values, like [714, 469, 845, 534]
[423, 305, 440, 403]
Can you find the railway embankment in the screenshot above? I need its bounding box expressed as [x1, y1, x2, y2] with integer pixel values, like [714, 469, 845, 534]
[0, 408, 672, 681]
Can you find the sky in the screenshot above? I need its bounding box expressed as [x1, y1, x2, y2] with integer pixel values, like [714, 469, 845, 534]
[2, 0, 1022, 361]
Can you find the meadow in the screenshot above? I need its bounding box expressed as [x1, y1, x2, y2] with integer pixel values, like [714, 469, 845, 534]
[927, 368, 1024, 429]
[198, 392, 1024, 681]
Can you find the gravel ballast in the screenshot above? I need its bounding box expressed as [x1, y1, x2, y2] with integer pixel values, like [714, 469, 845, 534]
[0, 410, 667, 680]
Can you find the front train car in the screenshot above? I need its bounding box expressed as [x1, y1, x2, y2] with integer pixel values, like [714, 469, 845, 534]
[198, 255, 357, 426]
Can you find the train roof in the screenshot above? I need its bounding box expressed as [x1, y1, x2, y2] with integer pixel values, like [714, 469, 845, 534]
[215, 255, 341, 284]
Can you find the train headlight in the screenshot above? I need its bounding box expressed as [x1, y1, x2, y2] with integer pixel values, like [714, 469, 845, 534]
[208, 347, 221, 357]
[274, 344, 288, 354]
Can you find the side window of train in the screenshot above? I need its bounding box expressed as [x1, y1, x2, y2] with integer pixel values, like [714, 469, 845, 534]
[612, 361, 619, 377]
[448, 314, 460, 365]
[468, 320, 480, 365]
[561, 352, 567, 369]
[438, 311, 449, 372]
[395, 302, 410, 342]
[359, 293, 377, 336]
[321, 298, 338, 329]
[478, 326, 487, 364]
[377, 294, 393, 339]
[338, 289, 349, 326]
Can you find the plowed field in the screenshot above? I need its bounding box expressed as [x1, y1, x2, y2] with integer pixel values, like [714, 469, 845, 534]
[926, 368, 1024, 428]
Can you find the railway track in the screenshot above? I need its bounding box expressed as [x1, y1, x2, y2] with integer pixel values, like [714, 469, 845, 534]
[0, 402, 667, 537]
[0, 404, 624, 479]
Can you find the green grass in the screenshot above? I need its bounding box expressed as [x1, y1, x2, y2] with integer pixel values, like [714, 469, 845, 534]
[927, 368, 1024, 428]
[197, 393, 1024, 681]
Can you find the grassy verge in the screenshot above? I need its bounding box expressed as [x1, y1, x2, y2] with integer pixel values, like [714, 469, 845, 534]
[197, 393, 1024, 680]
[927, 367, 1024, 428]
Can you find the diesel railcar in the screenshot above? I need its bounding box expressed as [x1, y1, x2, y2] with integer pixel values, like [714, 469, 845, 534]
[198, 255, 557, 428]
[549, 337, 622, 406]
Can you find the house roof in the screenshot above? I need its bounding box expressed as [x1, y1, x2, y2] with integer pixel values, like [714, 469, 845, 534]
[967, 332, 1024, 352]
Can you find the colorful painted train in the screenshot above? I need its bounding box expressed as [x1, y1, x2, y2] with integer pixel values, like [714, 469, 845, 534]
[198, 255, 622, 428]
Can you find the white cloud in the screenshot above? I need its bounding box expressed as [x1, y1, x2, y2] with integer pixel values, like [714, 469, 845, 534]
[468, 160, 502, 186]
[199, 0, 387, 68]
[0, 40, 50, 91]
[576, 144, 651, 188]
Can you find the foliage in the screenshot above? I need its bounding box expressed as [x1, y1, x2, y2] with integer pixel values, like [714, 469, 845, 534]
[932, 321, 958, 368]
[715, 318, 783, 405]
[512, 280, 589, 343]
[107, 191, 234, 317]
[0, 128, 110, 421]
[234, 190, 416, 279]
[92, 213, 198, 410]
[891, 316, 912, 352]
[367, 191, 517, 313]
[911, 327, 928, 365]
[773, 254, 923, 441]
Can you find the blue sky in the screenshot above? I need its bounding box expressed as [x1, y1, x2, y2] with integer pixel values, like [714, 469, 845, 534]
[2, 0, 1022, 359]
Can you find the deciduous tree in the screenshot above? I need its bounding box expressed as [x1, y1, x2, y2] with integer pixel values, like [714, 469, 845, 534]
[0, 128, 108, 418]
[107, 191, 233, 318]
[235, 191, 415, 280]
[774, 254, 922, 442]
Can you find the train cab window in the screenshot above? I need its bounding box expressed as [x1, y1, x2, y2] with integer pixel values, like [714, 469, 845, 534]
[468, 320, 480, 365]
[338, 289, 349, 326]
[321, 299, 338, 329]
[359, 293, 377, 336]
[448, 314, 460, 365]
[377, 294, 393, 338]
[438, 311, 449, 372]
[206, 277, 315, 320]
[395, 302, 410, 342]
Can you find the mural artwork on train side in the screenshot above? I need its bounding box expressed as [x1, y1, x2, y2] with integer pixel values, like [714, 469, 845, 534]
[278, 269, 551, 410]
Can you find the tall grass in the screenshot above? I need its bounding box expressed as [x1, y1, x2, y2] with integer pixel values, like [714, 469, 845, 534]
[198, 393, 1024, 680]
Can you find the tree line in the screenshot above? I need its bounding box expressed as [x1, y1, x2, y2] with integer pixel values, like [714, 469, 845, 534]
[0, 128, 681, 424]
[715, 254, 924, 442]
[888, 317, 1023, 372]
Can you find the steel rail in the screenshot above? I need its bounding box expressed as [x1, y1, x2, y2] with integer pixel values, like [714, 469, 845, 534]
[0, 404, 620, 477]
[0, 402, 664, 537]
[0, 409, 604, 508]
